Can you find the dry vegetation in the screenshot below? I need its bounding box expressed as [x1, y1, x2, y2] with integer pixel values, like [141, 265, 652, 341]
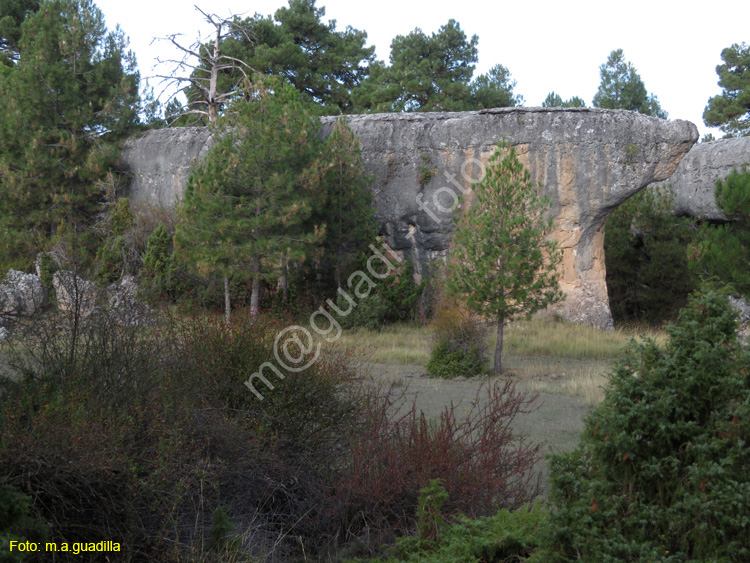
[336, 319, 666, 406]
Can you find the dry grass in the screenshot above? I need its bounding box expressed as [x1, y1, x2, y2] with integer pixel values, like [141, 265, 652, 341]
[334, 319, 666, 406]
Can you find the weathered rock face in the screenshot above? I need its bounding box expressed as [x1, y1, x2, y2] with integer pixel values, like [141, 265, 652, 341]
[118, 127, 213, 208]
[121, 108, 698, 329]
[53, 270, 97, 317]
[651, 136, 750, 220]
[0, 270, 47, 317]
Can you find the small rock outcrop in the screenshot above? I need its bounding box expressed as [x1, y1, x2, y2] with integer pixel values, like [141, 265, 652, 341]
[0, 270, 47, 317]
[653, 136, 750, 220]
[121, 108, 698, 329]
[53, 270, 97, 317]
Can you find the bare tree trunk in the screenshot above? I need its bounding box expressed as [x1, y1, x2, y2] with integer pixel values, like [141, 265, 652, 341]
[250, 257, 260, 317]
[280, 256, 288, 302]
[224, 275, 231, 325]
[494, 318, 505, 375]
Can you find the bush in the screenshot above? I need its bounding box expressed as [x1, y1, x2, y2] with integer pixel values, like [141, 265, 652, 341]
[426, 298, 487, 378]
[339, 261, 425, 330]
[0, 299, 363, 561]
[543, 288, 750, 561]
[354, 481, 545, 563]
[336, 379, 542, 548]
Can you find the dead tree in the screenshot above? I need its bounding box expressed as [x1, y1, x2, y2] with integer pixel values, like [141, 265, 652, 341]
[152, 5, 256, 125]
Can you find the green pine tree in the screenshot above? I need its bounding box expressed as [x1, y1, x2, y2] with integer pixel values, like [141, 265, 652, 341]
[703, 42, 750, 137]
[592, 49, 667, 118]
[174, 76, 326, 322]
[0, 0, 141, 271]
[446, 141, 563, 374]
[309, 117, 376, 288]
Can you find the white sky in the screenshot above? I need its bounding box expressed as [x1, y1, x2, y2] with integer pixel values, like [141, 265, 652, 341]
[95, 0, 750, 137]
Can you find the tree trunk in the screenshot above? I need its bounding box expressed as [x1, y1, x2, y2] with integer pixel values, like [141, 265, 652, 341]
[250, 257, 260, 317]
[280, 256, 288, 303]
[224, 275, 231, 325]
[494, 318, 504, 375]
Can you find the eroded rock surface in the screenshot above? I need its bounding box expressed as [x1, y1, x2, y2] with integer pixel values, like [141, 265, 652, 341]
[121, 108, 698, 329]
[651, 136, 750, 220]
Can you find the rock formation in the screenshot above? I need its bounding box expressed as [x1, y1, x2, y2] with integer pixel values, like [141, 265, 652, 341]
[120, 108, 698, 329]
[651, 136, 750, 220]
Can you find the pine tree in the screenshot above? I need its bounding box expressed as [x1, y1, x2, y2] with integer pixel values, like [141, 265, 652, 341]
[309, 117, 376, 288]
[174, 76, 326, 322]
[703, 42, 750, 137]
[592, 49, 667, 118]
[447, 141, 563, 374]
[0, 0, 141, 271]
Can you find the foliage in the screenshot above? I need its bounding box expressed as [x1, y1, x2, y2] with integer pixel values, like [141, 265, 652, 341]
[447, 140, 563, 373]
[0, 0, 39, 66]
[310, 117, 377, 287]
[337, 380, 542, 545]
[339, 261, 425, 330]
[352, 20, 521, 113]
[0, 0, 142, 270]
[426, 297, 487, 378]
[426, 341, 485, 379]
[183, 0, 376, 117]
[605, 187, 699, 324]
[353, 19, 477, 112]
[141, 221, 177, 298]
[0, 483, 45, 563]
[356, 496, 546, 563]
[0, 296, 364, 561]
[542, 91, 586, 108]
[703, 42, 750, 137]
[592, 49, 667, 118]
[543, 289, 750, 561]
[175, 76, 325, 319]
[469, 64, 524, 109]
[689, 168, 750, 296]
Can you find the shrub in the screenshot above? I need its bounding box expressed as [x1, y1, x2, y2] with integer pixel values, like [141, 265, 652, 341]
[337, 380, 541, 547]
[0, 299, 364, 561]
[339, 261, 425, 330]
[355, 481, 545, 563]
[141, 221, 177, 299]
[543, 289, 750, 561]
[426, 341, 485, 378]
[426, 298, 487, 378]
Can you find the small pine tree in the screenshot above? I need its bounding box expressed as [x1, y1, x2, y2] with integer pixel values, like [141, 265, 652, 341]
[446, 141, 563, 374]
[142, 222, 175, 298]
[689, 167, 750, 296]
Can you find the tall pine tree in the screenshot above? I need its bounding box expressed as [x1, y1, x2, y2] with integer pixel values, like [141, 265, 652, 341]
[0, 0, 141, 271]
[308, 117, 376, 288]
[175, 76, 326, 322]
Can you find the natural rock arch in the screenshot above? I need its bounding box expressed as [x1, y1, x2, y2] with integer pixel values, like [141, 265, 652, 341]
[119, 107, 698, 329]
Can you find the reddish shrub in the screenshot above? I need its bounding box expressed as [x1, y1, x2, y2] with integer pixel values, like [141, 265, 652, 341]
[335, 379, 542, 543]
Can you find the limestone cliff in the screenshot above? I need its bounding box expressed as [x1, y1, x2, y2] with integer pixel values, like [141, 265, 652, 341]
[651, 136, 750, 220]
[119, 108, 698, 329]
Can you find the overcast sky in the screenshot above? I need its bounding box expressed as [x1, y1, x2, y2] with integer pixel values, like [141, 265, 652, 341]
[95, 0, 749, 137]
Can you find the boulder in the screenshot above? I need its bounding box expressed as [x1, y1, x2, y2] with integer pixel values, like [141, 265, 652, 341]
[107, 275, 155, 326]
[0, 269, 47, 316]
[53, 270, 97, 317]
[120, 108, 698, 329]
